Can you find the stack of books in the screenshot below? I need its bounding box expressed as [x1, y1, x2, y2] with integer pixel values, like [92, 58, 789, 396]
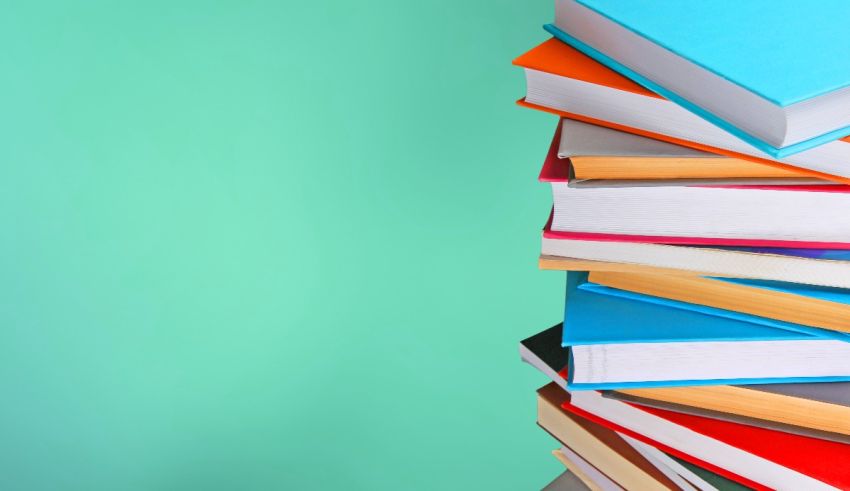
[516, 1, 850, 489]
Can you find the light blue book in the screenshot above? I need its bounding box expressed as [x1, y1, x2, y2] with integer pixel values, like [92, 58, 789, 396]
[563, 273, 850, 390]
[578, 282, 850, 342]
[548, 0, 850, 157]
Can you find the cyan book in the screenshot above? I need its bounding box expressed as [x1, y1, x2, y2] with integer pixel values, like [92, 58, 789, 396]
[548, 0, 850, 157]
[563, 272, 850, 390]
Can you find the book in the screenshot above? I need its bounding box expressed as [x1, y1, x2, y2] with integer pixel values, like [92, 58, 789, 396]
[607, 389, 850, 444]
[538, 383, 755, 489]
[542, 469, 593, 491]
[563, 274, 850, 389]
[549, 1, 850, 157]
[548, 183, 850, 247]
[552, 445, 623, 491]
[551, 447, 621, 491]
[522, 323, 850, 442]
[555, 443, 725, 491]
[540, 124, 850, 248]
[618, 434, 721, 491]
[513, 38, 850, 183]
[589, 271, 850, 334]
[539, 239, 850, 289]
[578, 279, 850, 341]
[519, 321, 568, 389]
[538, 383, 684, 490]
[550, 421, 744, 490]
[567, 387, 850, 490]
[560, 118, 806, 182]
[668, 455, 749, 491]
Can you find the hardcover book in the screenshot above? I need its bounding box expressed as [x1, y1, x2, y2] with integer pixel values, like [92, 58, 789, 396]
[549, 0, 850, 157]
[563, 274, 850, 389]
[514, 39, 850, 182]
[540, 123, 850, 248]
[522, 323, 850, 440]
[559, 118, 807, 182]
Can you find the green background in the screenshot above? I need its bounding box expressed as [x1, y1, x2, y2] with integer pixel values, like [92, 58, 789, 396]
[0, 1, 564, 489]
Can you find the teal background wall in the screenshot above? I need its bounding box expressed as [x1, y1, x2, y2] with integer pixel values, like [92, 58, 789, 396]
[0, 1, 564, 489]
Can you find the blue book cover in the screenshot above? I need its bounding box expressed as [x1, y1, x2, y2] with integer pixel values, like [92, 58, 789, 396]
[577, 282, 850, 342]
[563, 281, 849, 345]
[562, 273, 850, 389]
[546, 0, 850, 157]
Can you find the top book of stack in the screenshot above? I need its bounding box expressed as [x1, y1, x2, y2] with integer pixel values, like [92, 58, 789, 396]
[548, 0, 850, 158]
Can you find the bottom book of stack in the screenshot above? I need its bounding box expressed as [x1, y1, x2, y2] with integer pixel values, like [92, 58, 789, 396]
[522, 319, 850, 490]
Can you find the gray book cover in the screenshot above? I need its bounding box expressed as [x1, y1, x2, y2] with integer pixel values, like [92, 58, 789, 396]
[558, 119, 824, 187]
[542, 471, 592, 491]
[558, 118, 715, 158]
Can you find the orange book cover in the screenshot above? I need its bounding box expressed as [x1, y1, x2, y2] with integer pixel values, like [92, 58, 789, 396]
[513, 39, 850, 185]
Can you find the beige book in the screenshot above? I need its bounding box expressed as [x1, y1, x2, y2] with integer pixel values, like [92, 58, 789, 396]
[614, 384, 850, 437]
[550, 448, 606, 491]
[538, 384, 679, 491]
[539, 256, 705, 278]
[559, 119, 802, 180]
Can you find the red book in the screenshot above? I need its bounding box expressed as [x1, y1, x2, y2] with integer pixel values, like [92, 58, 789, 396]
[522, 334, 850, 489]
[566, 389, 850, 490]
[541, 120, 850, 249]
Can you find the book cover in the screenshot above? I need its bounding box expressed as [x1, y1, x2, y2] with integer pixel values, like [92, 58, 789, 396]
[564, 279, 850, 345]
[548, 0, 850, 157]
